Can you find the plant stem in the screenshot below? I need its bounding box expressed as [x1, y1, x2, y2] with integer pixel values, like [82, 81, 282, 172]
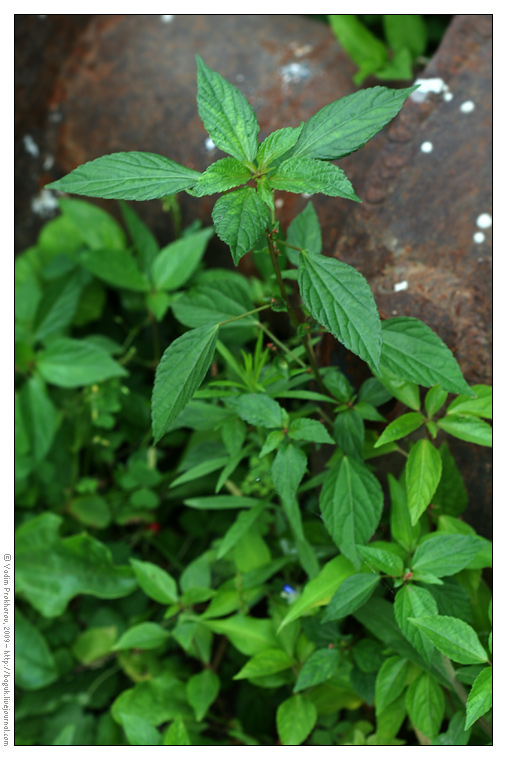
[441, 657, 492, 740]
[219, 303, 271, 327]
[257, 321, 306, 369]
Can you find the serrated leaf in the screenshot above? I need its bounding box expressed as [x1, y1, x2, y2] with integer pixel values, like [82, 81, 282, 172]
[465, 666, 492, 730]
[388, 473, 420, 552]
[328, 15, 388, 84]
[122, 715, 161, 746]
[322, 573, 380, 621]
[163, 716, 191, 746]
[33, 270, 84, 339]
[270, 157, 360, 200]
[114, 622, 171, 651]
[432, 443, 468, 517]
[119, 201, 159, 273]
[379, 317, 473, 395]
[46, 151, 200, 200]
[447, 384, 492, 419]
[375, 369, 420, 410]
[358, 545, 404, 576]
[394, 585, 438, 665]
[151, 324, 219, 443]
[226, 393, 284, 429]
[405, 439, 442, 525]
[298, 249, 381, 370]
[286, 201, 322, 265]
[320, 455, 384, 567]
[424, 384, 448, 418]
[36, 337, 127, 388]
[411, 534, 485, 577]
[217, 501, 267, 559]
[79, 248, 149, 291]
[18, 376, 59, 463]
[234, 649, 293, 680]
[196, 56, 259, 164]
[291, 85, 416, 160]
[375, 656, 410, 715]
[374, 412, 424, 448]
[186, 669, 220, 721]
[406, 673, 445, 739]
[293, 648, 340, 692]
[172, 278, 254, 329]
[202, 615, 278, 656]
[408, 616, 489, 665]
[277, 695, 317, 746]
[437, 414, 492, 447]
[190, 157, 252, 197]
[151, 227, 214, 291]
[279, 555, 355, 629]
[333, 409, 365, 459]
[14, 609, 58, 690]
[289, 418, 334, 445]
[212, 188, 271, 265]
[257, 124, 304, 169]
[130, 558, 179, 604]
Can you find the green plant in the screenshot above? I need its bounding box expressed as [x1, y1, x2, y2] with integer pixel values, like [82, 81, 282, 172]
[14, 57, 491, 746]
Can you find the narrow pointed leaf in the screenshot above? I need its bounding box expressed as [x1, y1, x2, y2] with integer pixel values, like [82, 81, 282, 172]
[15, 609, 58, 690]
[298, 249, 381, 370]
[375, 412, 425, 448]
[151, 227, 214, 291]
[375, 656, 410, 715]
[388, 473, 420, 552]
[394, 585, 438, 665]
[407, 615, 489, 664]
[257, 124, 304, 168]
[276, 695, 317, 746]
[80, 248, 149, 291]
[217, 501, 267, 559]
[163, 716, 191, 746]
[114, 622, 170, 651]
[405, 439, 442, 525]
[289, 418, 334, 445]
[447, 384, 492, 419]
[37, 338, 127, 388]
[130, 558, 179, 604]
[270, 157, 360, 200]
[411, 534, 486, 578]
[186, 670, 220, 721]
[406, 673, 445, 739]
[465, 667, 492, 730]
[322, 573, 380, 621]
[46, 152, 200, 200]
[190, 157, 252, 197]
[286, 201, 322, 265]
[152, 325, 219, 443]
[233, 649, 293, 680]
[226, 393, 284, 429]
[293, 648, 340, 692]
[212, 188, 271, 265]
[172, 278, 255, 329]
[437, 414, 492, 447]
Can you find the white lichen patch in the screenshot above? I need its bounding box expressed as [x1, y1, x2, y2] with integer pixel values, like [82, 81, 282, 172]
[31, 189, 59, 218]
[160, 15, 174, 23]
[294, 44, 313, 58]
[460, 100, 475, 113]
[474, 231, 486, 244]
[302, 193, 313, 199]
[48, 110, 62, 124]
[23, 134, 39, 158]
[443, 92, 454, 102]
[411, 78, 451, 103]
[275, 198, 284, 209]
[205, 137, 216, 152]
[235, 74, 245, 83]
[476, 213, 492, 229]
[43, 155, 55, 171]
[393, 280, 408, 292]
[420, 141, 433, 153]
[280, 61, 310, 85]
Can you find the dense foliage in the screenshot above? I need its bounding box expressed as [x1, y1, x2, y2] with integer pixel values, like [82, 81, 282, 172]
[14, 57, 491, 746]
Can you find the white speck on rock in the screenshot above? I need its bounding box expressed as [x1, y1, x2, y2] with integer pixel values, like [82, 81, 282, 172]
[476, 213, 492, 229]
[161, 15, 174, 23]
[43, 155, 55, 171]
[236, 74, 245, 83]
[460, 100, 475, 113]
[302, 193, 313, 199]
[48, 110, 62, 124]
[294, 44, 314, 58]
[280, 61, 310, 85]
[275, 199, 284, 209]
[23, 134, 39, 157]
[474, 232, 486, 244]
[411, 78, 450, 103]
[443, 92, 454, 102]
[420, 141, 433, 153]
[394, 280, 408, 292]
[392, 310, 398, 315]
[31, 189, 59, 218]
[205, 137, 216, 152]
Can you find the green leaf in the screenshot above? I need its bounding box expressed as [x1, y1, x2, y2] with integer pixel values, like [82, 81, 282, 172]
[333, 409, 365, 459]
[279, 555, 355, 629]
[437, 414, 492, 447]
[322, 573, 380, 621]
[119, 201, 159, 273]
[388, 473, 420, 552]
[190, 157, 252, 197]
[289, 418, 334, 445]
[163, 716, 191, 746]
[151, 227, 214, 291]
[328, 15, 388, 83]
[375, 656, 410, 715]
[234, 649, 293, 680]
[152, 324, 219, 443]
[465, 666, 492, 730]
[394, 585, 438, 665]
[186, 669, 220, 721]
[379, 317, 473, 395]
[212, 188, 271, 265]
[424, 384, 448, 418]
[293, 648, 340, 692]
[432, 443, 468, 517]
[196, 56, 259, 165]
[130, 558, 179, 604]
[79, 248, 149, 292]
[172, 278, 255, 329]
[72, 626, 118, 665]
[405, 439, 442, 525]
[291, 84, 416, 160]
[15, 513, 137, 617]
[14, 609, 58, 690]
[58, 197, 126, 251]
[183, 495, 261, 510]
[383, 14, 427, 57]
[286, 201, 322, 265]
[122, 715, 161, 746]
[202, 614, 278, 656]
[46, 151, 200, 200]
[447, 384, 492, 419]
[33, 270, 84, 340]
[406, 673, 445, 739]
[36, 337, 127, 388]
[320, 455, 384, 567]
[217, 501, 267, 559]
[272, 443, 307, 530]
[375, 412, 425, 448]
[433, 710, 471, 746]
[276, 695, 317, 746]
[18, 376, 59, 463]
[114, 622, 171, 651]
[358, 545, 404, 576]
[375, 369, 420, 410]
[112, 673, 190, 727]
[226, 393, 284, 429]
[298, 249, 381, 370]
[270, 157, 360, 200]
[259, 430, 285, 457]
[412, 534, 485, 577]
[68, 494, 111, 529]
[257, 124, 304, 169]
[407, 616, 489, 664]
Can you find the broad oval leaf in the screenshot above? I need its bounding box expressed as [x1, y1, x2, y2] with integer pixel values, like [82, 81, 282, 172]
[186, 669, 220, 721]
[270, 157, 360, 200]
[320, 455, 384, 567]
[411, 534, 486, 578]
[406, 672, 445, 740]
[407, 615, 489, 665]
[289, 418, 334, 445]
[152, 324, 219, 443]
[437, 414, 492, 447]
[379, 317, 473, 395]
[163, 716, 191, 746]
[212, 188, 271, 265]
[322, 573, 380, 622]
[130, 558, 179, 604]
[298, 250, 381, 370]
[405, 439, 442, 526]
[374, 656, 410, 715]
[233, 649, 293, 680]
[14, 609, 58, 690]
[114, 622, 171, 651]
[374, 412, 425, 448]
[465, 666, 492, 730]
[37, 338, 127, 388]
[293, 648, 340, 693]
[46, 152, 201, 200]
[276, 694, 317, 746]
[394, 585, 438, 665]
